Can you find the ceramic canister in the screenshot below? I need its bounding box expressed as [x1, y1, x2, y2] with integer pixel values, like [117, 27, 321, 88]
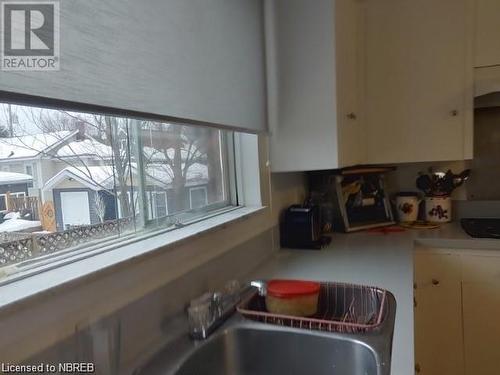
[395, 193, 420, 223]
[425, 196, 452, 223]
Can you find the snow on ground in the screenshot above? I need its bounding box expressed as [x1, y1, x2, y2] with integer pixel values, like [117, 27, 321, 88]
[3, 212, 21, 220]
[0, 219, 41, 232]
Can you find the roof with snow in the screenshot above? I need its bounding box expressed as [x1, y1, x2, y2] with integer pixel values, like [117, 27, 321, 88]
[56, 137, 114, 159]
[43, 162, 209, 192]
[43, 165, 115, 191]
[0, 131, 77, 160]
[0, 171, 33, 185]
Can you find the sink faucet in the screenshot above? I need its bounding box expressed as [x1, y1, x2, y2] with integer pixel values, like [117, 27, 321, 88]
[188, 281, 252, 340]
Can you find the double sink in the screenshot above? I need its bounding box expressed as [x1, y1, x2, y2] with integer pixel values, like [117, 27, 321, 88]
[141, 290, 396, 375]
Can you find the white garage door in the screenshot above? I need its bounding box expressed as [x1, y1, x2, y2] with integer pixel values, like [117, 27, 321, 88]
[60, 191, 91, 228]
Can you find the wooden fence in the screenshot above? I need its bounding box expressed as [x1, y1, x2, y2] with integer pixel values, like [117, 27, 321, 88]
[5, 194, 41, 221]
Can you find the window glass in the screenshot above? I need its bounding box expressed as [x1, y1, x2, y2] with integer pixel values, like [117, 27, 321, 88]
[139, 122, 228, 227]
[189, 187, 208, 209]
[25, 165, 33, 176]
[0, 103, 234, 273]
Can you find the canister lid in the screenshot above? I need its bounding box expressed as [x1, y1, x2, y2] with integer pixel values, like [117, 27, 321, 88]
[267, 279, 320, 299]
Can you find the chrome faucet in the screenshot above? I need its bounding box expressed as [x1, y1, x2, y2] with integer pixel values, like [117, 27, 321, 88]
[187, 281, 246, 340]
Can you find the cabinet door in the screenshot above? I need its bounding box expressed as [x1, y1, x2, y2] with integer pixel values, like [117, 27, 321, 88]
[335, 0, 365, 167]
[475, 0, 500, 67]
[461, 254, 500, 375]
[414, 252, 464, 375]
[268, 0, 364, 172]
[268, 0, 340, 172]
[364, 0, 473, 164]
[462, 282, 500, 375]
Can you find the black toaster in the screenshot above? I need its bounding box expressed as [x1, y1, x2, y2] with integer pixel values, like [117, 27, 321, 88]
[280, 205, 328, 250]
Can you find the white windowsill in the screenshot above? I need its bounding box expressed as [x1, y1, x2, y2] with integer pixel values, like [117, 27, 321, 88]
[0, 206, 265, 313]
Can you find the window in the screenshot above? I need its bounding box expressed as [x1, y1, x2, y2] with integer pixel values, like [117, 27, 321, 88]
[0, 103, 236, 274]
[25, 165, 33, 176]
[24, 164, 37, 188]
[146, 191, 168, 220]
[189, 186, 208, 209]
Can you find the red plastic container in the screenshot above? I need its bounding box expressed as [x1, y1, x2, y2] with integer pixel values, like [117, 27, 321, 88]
[266, 280, 320, 316]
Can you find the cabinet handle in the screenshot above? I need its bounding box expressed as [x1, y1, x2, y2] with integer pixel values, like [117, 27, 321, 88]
[346, 112, 357, 120]
[415, 363, 421, 373]
[414, 297, 417, 308]
[450, 110, 458, 116]
[431, 278, 440, 286]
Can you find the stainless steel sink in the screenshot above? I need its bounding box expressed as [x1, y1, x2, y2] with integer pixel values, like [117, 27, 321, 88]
[140, 292, 395, 375]
[175, 326, 379, 375]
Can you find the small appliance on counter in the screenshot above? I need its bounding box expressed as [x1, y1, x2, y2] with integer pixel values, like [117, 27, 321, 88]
[461, 218, 500, 238]
[309, 167, 395, 232]
[280, 204, 331, 249]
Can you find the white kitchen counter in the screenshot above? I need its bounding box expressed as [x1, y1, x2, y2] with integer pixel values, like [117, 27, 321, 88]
[249, 223, 500, 375]
[140, 222, 500, 375]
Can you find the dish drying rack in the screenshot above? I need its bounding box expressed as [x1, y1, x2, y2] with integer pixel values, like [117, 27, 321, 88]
[237, 282, 388, 334]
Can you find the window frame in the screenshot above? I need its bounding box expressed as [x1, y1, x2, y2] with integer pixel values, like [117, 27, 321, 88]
[0, 108, 245, 279]
[0, 99, 264, 287]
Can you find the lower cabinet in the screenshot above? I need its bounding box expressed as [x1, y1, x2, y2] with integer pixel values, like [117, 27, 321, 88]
[461, 254, 500, 375]
[414, 250, 500, 375]
[414, 252, 463, 375]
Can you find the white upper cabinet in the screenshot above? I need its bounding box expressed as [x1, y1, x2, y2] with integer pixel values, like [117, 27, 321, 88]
[268, 0, 475, 170]
[267, 0, 365, 172]
[364, 0, 474, 164]
[475, 0, 500, 67]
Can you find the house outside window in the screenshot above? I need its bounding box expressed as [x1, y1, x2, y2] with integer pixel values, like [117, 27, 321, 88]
[0, 103, 236, 274]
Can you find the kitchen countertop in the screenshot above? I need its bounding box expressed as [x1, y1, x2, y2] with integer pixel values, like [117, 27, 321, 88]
[249, 222, 500, 375]
[140, 222, 500, 375]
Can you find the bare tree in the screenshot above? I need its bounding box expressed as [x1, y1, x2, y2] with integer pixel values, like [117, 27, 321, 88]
[136, 122, 227, 214]
[0, 126, 10, 138]
[0, 104, 18, 137]
[94, 193, 107, 223]
[20, 106, 79, 133]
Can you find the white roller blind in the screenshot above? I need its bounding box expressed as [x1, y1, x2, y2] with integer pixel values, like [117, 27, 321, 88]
[0, 0, 267, 133]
